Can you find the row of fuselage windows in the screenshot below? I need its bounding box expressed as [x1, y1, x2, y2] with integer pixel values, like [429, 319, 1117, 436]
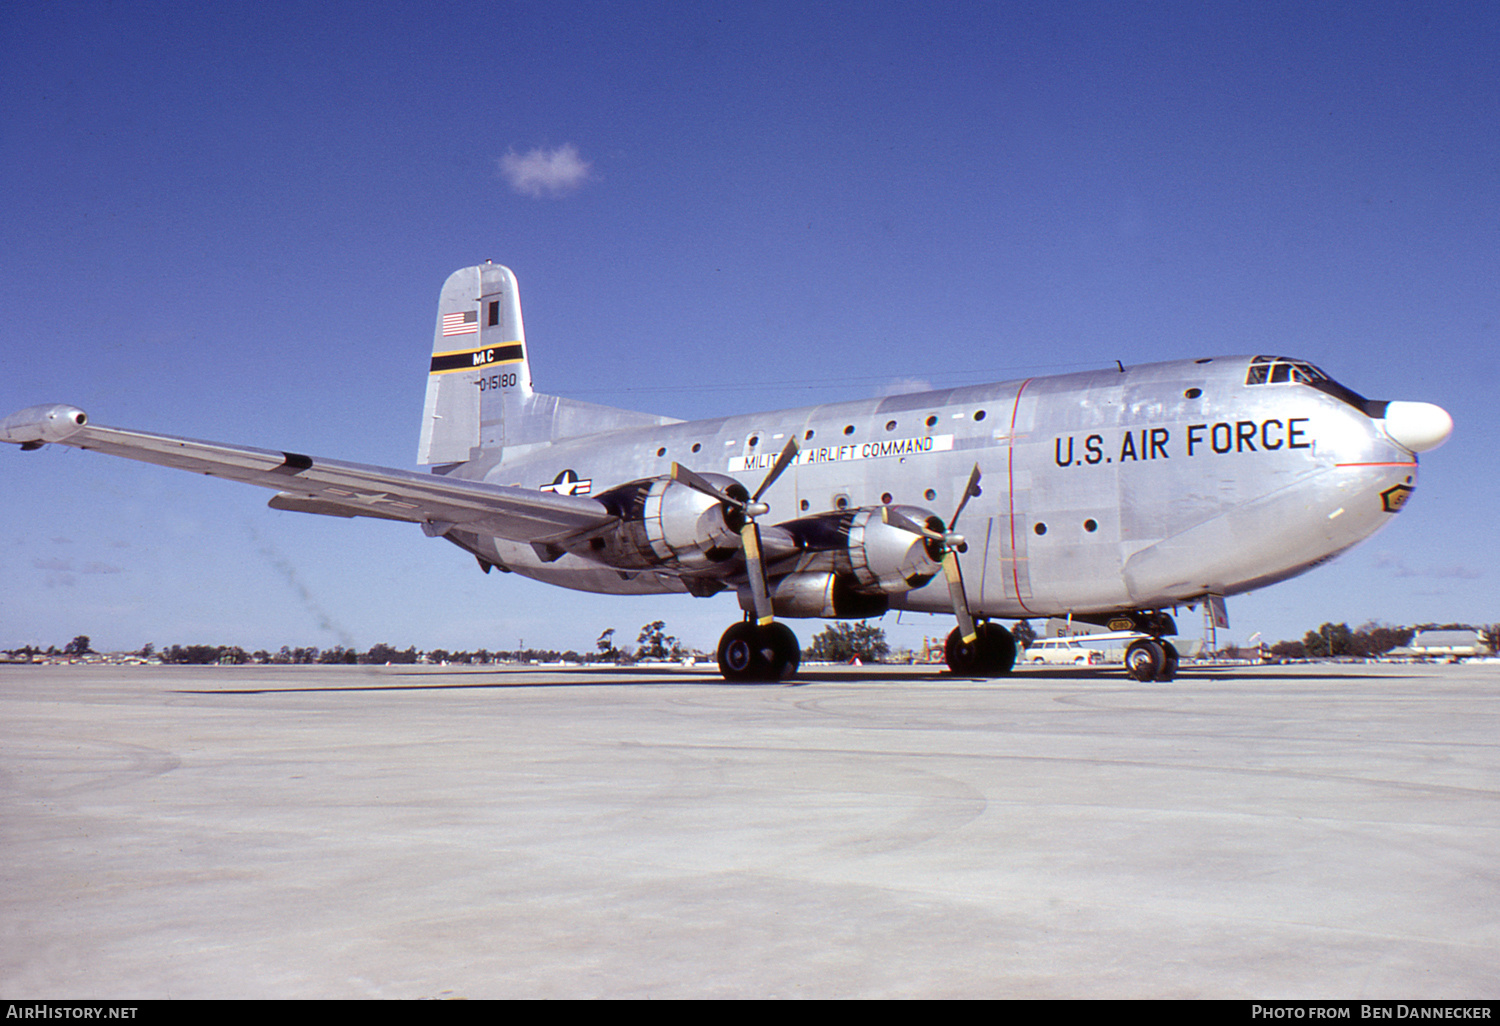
[647, 407, 992, 462]
[636, 409, 994, 515]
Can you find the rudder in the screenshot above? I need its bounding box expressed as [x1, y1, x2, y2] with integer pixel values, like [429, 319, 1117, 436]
[417, 263, 533, 464]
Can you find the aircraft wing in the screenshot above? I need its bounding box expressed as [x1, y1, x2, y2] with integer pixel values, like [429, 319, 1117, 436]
[1, 404, 615, 541]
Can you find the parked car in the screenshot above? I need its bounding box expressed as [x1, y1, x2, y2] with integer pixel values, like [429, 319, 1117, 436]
[1026, 637, 1104, 665]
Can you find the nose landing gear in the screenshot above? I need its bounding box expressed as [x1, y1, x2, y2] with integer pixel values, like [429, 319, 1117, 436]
[1125, 637, 1179, 682]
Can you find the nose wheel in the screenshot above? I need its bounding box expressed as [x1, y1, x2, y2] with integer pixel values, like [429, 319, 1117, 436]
[1124, 638, 1179, 682]
[718, 621, 801, 682]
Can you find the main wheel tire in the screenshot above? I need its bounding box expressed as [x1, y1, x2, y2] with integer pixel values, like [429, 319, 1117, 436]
[718, 622, 764, 681]
[761, 622, 800, 681]
[717, 622, 801, 682]
[945, 623, 1017, 677]
[1125, 639, 1166, 682]
[1159, 640, 1179, 682]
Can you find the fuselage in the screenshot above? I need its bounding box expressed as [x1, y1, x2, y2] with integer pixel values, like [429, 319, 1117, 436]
[447, 354, 1421, 620]
[2, 259, 1449, 683]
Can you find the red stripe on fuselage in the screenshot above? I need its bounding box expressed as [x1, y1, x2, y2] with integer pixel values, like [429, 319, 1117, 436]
[1007, 378, 1035, 616]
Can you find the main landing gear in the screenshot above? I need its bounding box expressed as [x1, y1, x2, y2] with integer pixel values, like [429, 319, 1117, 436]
[1124, 637, 1179, 682]
[717, 620, 801, 682]
[944, 621, 1017, 677]
[884, 464, 1016, 679]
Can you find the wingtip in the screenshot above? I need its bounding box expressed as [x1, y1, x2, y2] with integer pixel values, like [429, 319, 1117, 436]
[1, 404, 89, 446]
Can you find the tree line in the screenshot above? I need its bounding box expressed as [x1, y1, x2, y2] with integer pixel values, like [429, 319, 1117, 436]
[10, 620, 1495, 667]
[9, 622, 896, 665]
[1269, 622, 1498, 660]
[4, 637, 596, 666]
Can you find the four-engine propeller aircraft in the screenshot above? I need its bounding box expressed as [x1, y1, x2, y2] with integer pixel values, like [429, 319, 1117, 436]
[3, 263, 1453, 681]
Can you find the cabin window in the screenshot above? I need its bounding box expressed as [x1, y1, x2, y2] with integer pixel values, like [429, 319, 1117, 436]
[1034, 522, 1047, 536]
[1084, 519, 1098, 533]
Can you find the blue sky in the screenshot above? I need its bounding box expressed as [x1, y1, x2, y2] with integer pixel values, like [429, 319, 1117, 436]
[3, 1, 1495, 656]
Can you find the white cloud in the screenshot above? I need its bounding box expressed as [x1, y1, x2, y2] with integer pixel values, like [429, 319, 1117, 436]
[498, 144, 592, 198]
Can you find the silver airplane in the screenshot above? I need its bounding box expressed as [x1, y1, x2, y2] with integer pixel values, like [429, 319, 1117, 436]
[3, 262, 1454, 682]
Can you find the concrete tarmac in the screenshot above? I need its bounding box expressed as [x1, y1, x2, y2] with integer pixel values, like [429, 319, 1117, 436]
[2, 660, 1498, 999]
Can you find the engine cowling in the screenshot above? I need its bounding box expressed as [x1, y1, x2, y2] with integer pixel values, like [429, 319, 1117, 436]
[842, 505, 945, 592]
[766, 504, 945, 594]
[753, 572, 891, 619]
[582, 473, 748, 571]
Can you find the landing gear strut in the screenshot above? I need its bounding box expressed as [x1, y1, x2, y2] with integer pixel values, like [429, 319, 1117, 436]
[717, 621, 801, 682]
[944, 621, 1017, 677]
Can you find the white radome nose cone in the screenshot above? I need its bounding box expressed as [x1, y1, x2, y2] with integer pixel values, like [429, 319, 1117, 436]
[1382, 401, 1453, 453]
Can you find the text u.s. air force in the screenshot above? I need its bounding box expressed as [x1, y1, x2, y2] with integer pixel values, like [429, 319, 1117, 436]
[1054, 417, 1313, 467]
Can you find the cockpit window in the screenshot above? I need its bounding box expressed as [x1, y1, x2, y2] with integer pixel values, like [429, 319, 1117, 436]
[1246, 354, 1328, 385]
[1244, 356, 1387, 418]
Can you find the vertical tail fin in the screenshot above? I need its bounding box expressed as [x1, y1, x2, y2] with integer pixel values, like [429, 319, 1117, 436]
[417, 263, 533, 465]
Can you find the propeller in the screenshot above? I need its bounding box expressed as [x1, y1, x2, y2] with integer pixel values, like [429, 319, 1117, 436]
[882, 463, 983, 643]
[671, 436, 800, 625]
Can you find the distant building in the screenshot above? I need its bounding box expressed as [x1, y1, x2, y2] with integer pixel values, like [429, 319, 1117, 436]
[1390, 631, 1493, 659]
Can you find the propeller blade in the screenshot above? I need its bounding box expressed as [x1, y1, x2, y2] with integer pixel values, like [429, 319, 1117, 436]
[882, 501, 974, 640]
[741, 521, 774, 625]
[674, 441, 796, 627]
[943, 551, 977, 644]
[944, 465, 983, 639]
[949, 463, 982, 531]
[751, 437, 800, 503]
[881, 504, 945, 542]
[670, 462, 743, 509]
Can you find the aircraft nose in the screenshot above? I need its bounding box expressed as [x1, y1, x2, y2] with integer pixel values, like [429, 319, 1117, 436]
[1381, 401, 1453, 453]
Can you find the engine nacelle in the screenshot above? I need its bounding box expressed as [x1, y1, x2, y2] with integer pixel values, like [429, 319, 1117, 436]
[744, 572, 891, 619]
[774, 505, 945, 594]
[582, 473, 747, 571]
[844, 505, 945, 592]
